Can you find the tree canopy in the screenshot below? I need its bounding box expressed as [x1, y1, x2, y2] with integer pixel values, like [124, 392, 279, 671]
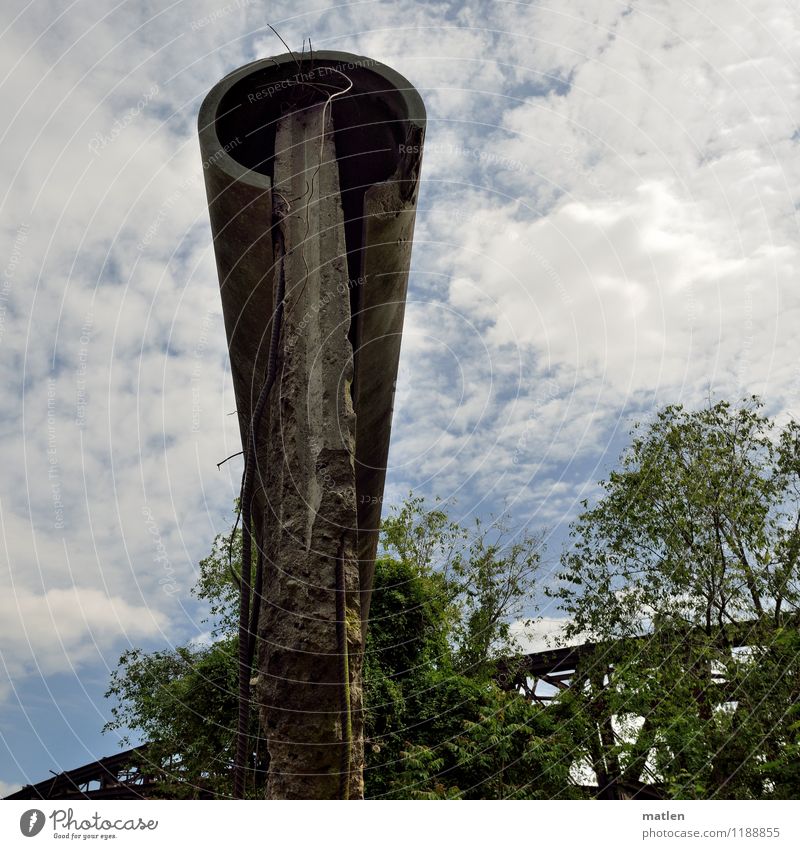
[551, 398, 800, 798]
[105, 494, 572, 798]
[104, 398, 800, 799]
[556, 397, 800, 638]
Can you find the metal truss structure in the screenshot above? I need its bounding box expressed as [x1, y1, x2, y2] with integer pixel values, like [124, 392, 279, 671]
[4, 745, 159, 801]
[6, 620, 788, 801]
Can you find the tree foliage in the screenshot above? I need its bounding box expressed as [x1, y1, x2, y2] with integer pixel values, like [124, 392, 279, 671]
[105, 494, 565, 798]
[379, 494, 542, 678]
[104, 638, 257, 798]
[551, 398, 800, 798]
[104, 508, 266, 797]
[103, 399, 800, 799]
[363, 501, 574, 798]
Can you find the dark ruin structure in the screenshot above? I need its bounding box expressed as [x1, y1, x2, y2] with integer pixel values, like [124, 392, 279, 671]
[197, 51, 425, 798]
[8, 618, 768, 801]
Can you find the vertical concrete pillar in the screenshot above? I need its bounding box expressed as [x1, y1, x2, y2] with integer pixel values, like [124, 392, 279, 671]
[198, 52, 425, 798]
[256, 102, 362, 798]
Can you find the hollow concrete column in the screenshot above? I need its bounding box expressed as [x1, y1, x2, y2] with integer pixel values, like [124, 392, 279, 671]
[255, 102, 363, 799]
[198, 52, 425, 798]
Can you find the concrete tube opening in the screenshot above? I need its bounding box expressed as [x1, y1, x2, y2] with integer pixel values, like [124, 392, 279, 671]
[198, 52, 425, 798]
[214, 55, 421, 296]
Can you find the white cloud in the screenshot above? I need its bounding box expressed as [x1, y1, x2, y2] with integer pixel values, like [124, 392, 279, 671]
[392, 0, 800, 521]
[0, 0, 797, 772]
[0, 779, 21, 798]
[510, 616, 587, 654]
[0, 584, 167, 693]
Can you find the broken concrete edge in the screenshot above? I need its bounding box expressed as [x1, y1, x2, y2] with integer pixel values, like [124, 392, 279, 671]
[197, 51, 426, 154]
[256, 104, 363, 798]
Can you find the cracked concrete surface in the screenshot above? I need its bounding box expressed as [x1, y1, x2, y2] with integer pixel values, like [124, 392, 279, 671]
[198, 52, 425, 798]
[255, 103, 363, 799]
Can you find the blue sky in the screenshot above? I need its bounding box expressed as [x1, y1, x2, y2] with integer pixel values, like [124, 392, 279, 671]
[1, 0, 798, 794]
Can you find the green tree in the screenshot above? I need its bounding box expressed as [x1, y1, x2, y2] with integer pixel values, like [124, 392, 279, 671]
[105, 494, 570, 798]
[363, 550, 575, 799]
[104, 638, 263, 798]
[104, 515, 267, 797]
[342, 494, 571, 798]
[380, 494, 542, 679]
[551, 398, 800, 798]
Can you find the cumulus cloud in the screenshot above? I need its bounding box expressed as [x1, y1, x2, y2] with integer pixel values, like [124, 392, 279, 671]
[0, 0, 797, 782]
[385, 0, 800, 529]
[0, 585, 166, 691]
[0, 779, 21, 798]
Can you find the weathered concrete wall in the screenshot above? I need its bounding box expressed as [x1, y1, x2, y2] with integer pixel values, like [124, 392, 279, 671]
[199, 52, 425, 629]
[255, 103, 363, 799]
[354, 145, 423, 627]
[198, 52, 425, 798]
